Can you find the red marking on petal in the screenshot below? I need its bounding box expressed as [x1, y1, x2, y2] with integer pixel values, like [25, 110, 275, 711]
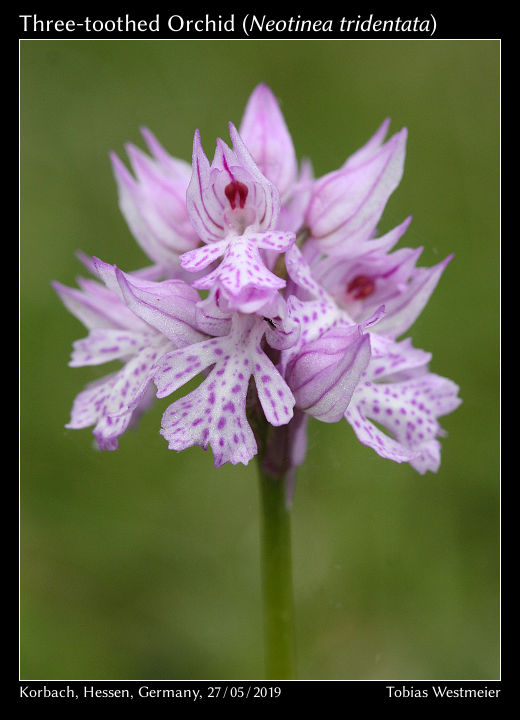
[347, 275, 376, 300]
[225, 180, 249, 210]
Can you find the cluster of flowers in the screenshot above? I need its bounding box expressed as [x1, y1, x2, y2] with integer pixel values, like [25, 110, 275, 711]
[54, 84, 460, 481]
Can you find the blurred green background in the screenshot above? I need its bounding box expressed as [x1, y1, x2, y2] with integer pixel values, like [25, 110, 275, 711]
[20, 40, 499, 680]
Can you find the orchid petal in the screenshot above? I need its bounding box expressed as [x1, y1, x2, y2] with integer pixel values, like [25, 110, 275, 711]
[161, 375, 257, 467]
[67, 374, 118, 431]
[155, 315, 295, 466]
[285, 244, 329, 301]
[287, 326, 372, 422]
[343, 118, 391, 169]
[139, 127, 193, 182]
[186, 129, 226, 243]
[52, 280, 140, 332]
[306, 129, 408, 253]
[253, 349, 294, 426]
[66, 373, 135, 452]
[189, 232, 291, 313]
[194, 287, 233, 338]
[105, 345, 163, 416]
[69, 328, 150, 366]
[90, 257, 205, 347]
[368, 335, 432, 381]
[66, 336, 166, 451]
[262, 293, 301, 351]
[239, 83, 298, 199]
[277, 158, 314, 233]
[374, 254, 454, 338]
[154, 338, 227, 399]
[110, 148, 198, 269]
[179, 240, 228, 272]
[114, 268, 205, 347]
[346, 368, 461, 473]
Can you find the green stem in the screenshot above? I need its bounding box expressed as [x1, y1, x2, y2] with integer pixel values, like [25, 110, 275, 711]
[257, 467, 295, 680]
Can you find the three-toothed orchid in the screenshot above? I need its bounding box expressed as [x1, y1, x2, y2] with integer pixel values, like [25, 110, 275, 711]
[54, 83, 460, 479]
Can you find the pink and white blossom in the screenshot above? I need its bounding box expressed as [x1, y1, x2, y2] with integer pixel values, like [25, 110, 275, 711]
[181, 123, 295, 313]
[54, 84, 460, 479]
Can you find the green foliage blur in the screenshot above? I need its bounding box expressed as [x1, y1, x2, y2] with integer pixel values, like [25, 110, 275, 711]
[20, 39, 499, 680]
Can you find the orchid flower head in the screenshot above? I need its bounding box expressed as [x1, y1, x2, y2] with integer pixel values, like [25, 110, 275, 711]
[54, 84, 460, 480]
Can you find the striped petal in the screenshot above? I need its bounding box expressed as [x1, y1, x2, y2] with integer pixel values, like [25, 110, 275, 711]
[91, 257, 205, 348]
[239, 83, 298, 199]
[110, 142, 198, 270]
[306, 128, 407, 254]
[286, 325, 372, 422]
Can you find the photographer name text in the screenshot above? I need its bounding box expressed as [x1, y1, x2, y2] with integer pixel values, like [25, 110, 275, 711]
[386, 685, 501, 699]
